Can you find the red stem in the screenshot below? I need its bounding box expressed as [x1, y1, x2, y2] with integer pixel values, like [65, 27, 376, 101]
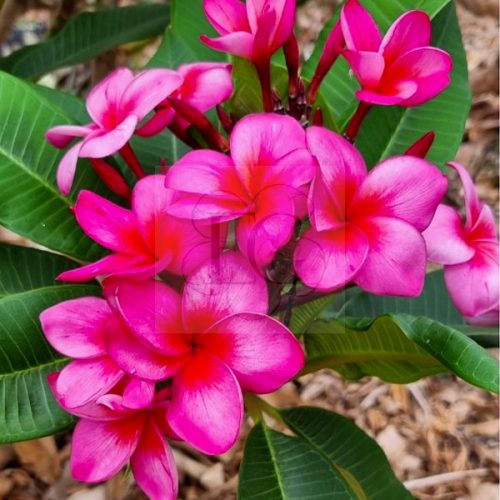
[344, 102, 372, 142]
[119, 143, 145, 179]
[284, 33, 300, 98]
[89, 159, 131, 201]
[255, 59, 273, 112]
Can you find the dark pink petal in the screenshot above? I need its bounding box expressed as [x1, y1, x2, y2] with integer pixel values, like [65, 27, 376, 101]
[423, 204, 474, 265]
[136, 107, 175, 137]
[183, 251, 268, 333]
[73, 190, 144, 253]
[71, 415, 144, 482]
[294, 224, 369, 291]
[168, 353, 243, 454]
[272, 0, 296, 51]
[122, 378, 156, 410]
[399, 71, 451, 107]
[46, 125, 92, 149]
[355, 81, 417, 105]
[252, 6, 278, 59]
[120, 69, 182, 121]
[263, 147, 315, 189]
[351, 155, 447, 231]
[56, 142, 83, 196]
[353, 216, 427, 296]
[235, 186, 296, 268]
[200, 32, 254, 59]
[56, 357, 124, 408]
[448, 162, 482, 229]
[340, 0, 381, 51]
[204, 0, 249, 34]
[131, 423, 178, 500]
[79, 115, 138, 158]
[444, 241, 499, 318]
[380, 11, 431, 66]
[343, 50, 385, 89]
[306, 127, 367, 220]
[204, 313, 304, 393]
[113, 279, 187, 356]
[40, 297, 111, 358]
[308, 172, 343, 231]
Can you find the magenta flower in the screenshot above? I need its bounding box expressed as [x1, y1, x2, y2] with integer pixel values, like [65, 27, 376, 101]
[137, 62, 233, 137]
[49, 377, 178, 500]
[294, 127, 447, 295]
[201, 0, 295, 63]
[165, 113, 314, 268]
[423, 162, 499, 324]
[112, 252, 305, 454]
[58, 175, 226, 282]
[340, 0, 452, 106]
[46, 68, 182, 194]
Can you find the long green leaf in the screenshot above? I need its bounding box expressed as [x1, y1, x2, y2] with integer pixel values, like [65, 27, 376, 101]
[239, 422, 360, 499]
[0, 5, 169, 80]
[281, 407, 413, 500]
[302, 0, 470, 168]
[0, 244, 101, 443]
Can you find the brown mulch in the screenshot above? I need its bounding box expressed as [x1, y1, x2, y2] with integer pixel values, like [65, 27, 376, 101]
[0, 0, 498, 499]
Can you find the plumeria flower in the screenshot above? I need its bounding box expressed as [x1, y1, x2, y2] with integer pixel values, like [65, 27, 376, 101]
[49, 376, 178, 500]
[137, 62, 233, 137]
[46, 68, 182, 195]
[58, 175, 226, 282]
[340, 0, 452, 106]
[423, 162, 499, 325]
[294, 127, 447, 295]
[201, 0, 295, 63]
[40, 292, 177, 408]
[165, 113, 314, 268]
[112, 252, 305, 454]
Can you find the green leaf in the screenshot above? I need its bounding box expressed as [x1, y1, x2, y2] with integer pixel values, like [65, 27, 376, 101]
[0, 244, 101, 443]
[281, 407, 413, 500]
[239, 422, 361, 499]
[302, 0, 470, 168]
[289, 294, 334, 335]
[0, 4, 170, 80]
[0, 72, 111, 260]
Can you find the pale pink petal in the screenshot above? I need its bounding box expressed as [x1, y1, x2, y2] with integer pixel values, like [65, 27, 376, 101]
[468, 204, 498, 242]
[355, 81, 417, 105]
[56, 357, 124, 408]
[131, 423, 178, 500]
[353, 216, 427, 296]
[466, 306, 499, 327]
[168, 353, 243, 454]
[308, 171, 343, 231]
[294, 224, 369, 291]
[423, 204, 475, 265]
[56, 142, 83, 196]
[79, 115, 138, 158]
[46, 125, 92, 149]
[183, 251, 268, 333]
[204, 313, 304, 393]
[341, 0, 381, 51]
[448, 162, 482, 229]
[40, 297, 111, 358]
[122, 378, 156, 410]
[136, 107, 175, 137]
[120, 69, 182, 122]
[342, 50, 385, 89]
[445, 241, 499, 318]
[204, 0, 249, 34]
[380, 11, 431, 65]
[86, 68, 134, 127]
[71, 416, 143, 482]
[351, 155, 448, 231]
[200, 32, 254, 60]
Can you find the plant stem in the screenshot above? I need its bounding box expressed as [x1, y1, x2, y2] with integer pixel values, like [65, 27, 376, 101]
[344, 102, 372, 142]
[255, 59, 273, 112]
[119, 143, 145, 179]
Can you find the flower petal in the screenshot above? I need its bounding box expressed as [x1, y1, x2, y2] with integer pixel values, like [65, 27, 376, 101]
[40, 297, 111, 358]
[200, 32, 254, 60]
[71, 416, 143, 482]
[448, 162, 482, 229]
[355, 80, 417, 105]
[204, 313, 304, 393]
[343, 50, 385, 89]
[351, 155, 447, 231]
[168, 353, 243, 454]
[353, 216, 427, 296]
[46, 125, 92, 149]
[136, 107, 175, 137]
[294, 224, 369, 291]
[341, 0, 381, 51]
[130, 423, 178, 500]
[423, 204, 475, 265]
[204, 0, 250, 34]
[122, 378, 156, 410]
[56, 142, 83, 196]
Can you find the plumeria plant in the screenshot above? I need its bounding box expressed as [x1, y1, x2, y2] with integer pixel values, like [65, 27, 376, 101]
[0, 0, 498, 498]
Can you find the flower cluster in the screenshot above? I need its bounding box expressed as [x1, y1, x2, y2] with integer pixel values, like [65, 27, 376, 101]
[41, 0, 498, 498]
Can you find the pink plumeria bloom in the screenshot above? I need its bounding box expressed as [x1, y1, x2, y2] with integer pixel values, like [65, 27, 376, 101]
[340, 0, 452, 106]
[112, 252, 305, 454]
[40, 292, 178, 408]
[201, 0, 295, 63]
[423, 162, 499, 324]
[294, 127, 447, 295]
[165, 113, 315, 268]
[58, 175, 226, 282]
[46, 68, 182, 194]
[137, 62, 233, 137]
[49, 376, 178, 500]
